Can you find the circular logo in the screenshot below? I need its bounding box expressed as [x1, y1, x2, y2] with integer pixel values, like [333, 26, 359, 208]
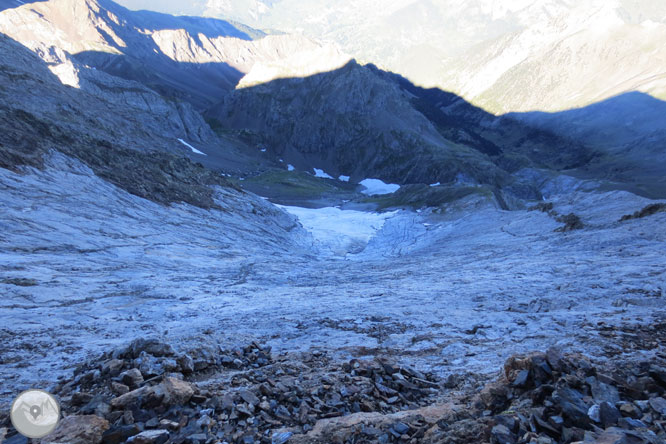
[10, 389, 60, 438]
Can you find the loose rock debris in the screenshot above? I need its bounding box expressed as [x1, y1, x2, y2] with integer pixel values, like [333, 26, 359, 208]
[2, 336, 666, 444]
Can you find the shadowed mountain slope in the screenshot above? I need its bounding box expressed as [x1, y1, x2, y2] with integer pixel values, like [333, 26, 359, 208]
[210, 55, 666, 199]
[0, 0, 322, 109]
[3, 0, 665, 202]
[208, 60, 504, 187]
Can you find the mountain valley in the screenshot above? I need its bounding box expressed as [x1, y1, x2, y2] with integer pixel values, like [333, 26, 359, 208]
[0, 1, 665, 443]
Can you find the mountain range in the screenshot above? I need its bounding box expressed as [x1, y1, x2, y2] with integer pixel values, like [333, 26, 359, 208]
[115, 0, 666, 113]
[3, 0, 664, 202]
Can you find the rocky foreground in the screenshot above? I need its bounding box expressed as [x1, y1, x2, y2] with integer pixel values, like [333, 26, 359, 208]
[2, 330, 666, 444]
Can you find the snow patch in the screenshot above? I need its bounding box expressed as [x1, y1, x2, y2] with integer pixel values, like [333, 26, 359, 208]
[359, 178, 400, 195]
[430, 182, 440, 187]
[287, 164, 295, 171]
[278, 205, 397, 256]
[313, 168, 333, 179]
[177, 138, 206, 156]
[338, 175, 350, 182]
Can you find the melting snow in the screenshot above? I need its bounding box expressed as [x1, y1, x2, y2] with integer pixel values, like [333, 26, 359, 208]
[430, 182, 440, 187]
[287, 164, 295, 171]
[313, 168, 333, 179]
[278, 205, 397, 256]
[359, 178, 400, 195]
[177, 138, 206, 155]
[339, 175, 350, 182]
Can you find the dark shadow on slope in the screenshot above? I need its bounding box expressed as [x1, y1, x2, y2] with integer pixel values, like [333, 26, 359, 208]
[366, 64, 595, 171]
[508, 91, 666, 147]
[5, 0, 666, 200]
[207, 60, 596, 191]
[57, 0, 255, 109]
[207, 60, 666, 198]
[0, 32, 241, 209]
[0, 0, 44, 13]
[506, 91, 666, 198]
[74, 50, 243, 109]
[1, 0, 253, 109]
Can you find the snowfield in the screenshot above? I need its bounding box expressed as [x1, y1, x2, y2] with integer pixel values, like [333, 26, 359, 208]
[359, 178, 401, 195]
[278, 205, 398, 256]
[1, 154, 665, 407]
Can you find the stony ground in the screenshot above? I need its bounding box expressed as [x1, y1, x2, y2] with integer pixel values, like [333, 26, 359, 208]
[1, 156, 665, 443]
[2, 334, 666, 443]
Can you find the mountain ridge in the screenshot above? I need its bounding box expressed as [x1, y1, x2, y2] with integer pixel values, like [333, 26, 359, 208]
[2, 0, 665, 201]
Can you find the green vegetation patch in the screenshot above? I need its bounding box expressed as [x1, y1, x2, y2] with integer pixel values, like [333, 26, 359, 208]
[243, 169, 353, 200]
[362, 183, 492, 210]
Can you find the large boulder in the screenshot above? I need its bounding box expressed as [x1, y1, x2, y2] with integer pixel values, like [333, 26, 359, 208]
[111, 377, 194, 409]
[40, 415, 109, 444]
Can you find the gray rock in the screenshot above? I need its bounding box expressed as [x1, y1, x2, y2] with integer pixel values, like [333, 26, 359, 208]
[3, 434, 28, 444]
[648, 365, 666, 388]
[101, 424, 141, 444]
[635, 400, 650, 412]
[592, 427, 653, 444]
[135, 353, 165, 378]
[120, 368, 144, 388]
[648, 397, 666, 416]
[546, 347, 564, 372]
[102, 359, 125, 376]
[599, 401, 621, 428]
[127, 429, 170, 444]
[71, 392, 94, 406]
[553, 387, 591, 427]
[159, 419, 180, 430]
[190, 347, 218, 371]
[587, 376, 620, 405]
[618, 417, 648, 430]
[79, 395, 111, 417]
[178, 354, 195, 374]
[392, 422, 410, 435]
[40, 415, 110, 444]
[512, 369, 530, 388]
[589, 404, 601, 423]
[271, 431, 293, 444]
[112, 382, 130, 396]
[239, 389, 260, 406]
[186, 433, 209, 444]
[619, 402, 641, 419]
[491, 424, 516, 444]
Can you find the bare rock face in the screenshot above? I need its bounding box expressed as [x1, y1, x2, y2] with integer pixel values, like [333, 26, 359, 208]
[212, 59, 504, 187]
[0, 32, 245, 209]
[0, 0, 328, 110]
[40, 415, 109, 444]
